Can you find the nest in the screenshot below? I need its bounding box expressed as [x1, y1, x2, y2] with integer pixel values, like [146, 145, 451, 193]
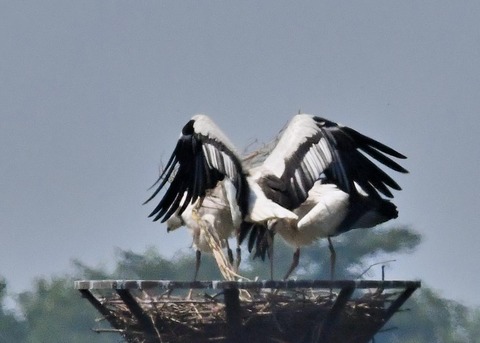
[91, 285, 400, 343]
[84, 196, 412, 342]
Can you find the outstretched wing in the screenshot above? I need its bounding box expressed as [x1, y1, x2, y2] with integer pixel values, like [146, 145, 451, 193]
[145, 114, 249, 223]
[258, 114, 408, 210]
[241, 113, 408, 252]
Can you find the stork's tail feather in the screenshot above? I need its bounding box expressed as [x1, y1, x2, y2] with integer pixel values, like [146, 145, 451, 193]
[238, 222, 272, 261]
[378, 199, 399, 220]
[349, 198, 399, 230]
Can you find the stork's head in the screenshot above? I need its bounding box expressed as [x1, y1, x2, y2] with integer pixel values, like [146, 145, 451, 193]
[165, 214, 184, 232]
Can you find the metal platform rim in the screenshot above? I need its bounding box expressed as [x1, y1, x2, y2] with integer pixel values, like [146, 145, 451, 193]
[74, 279, 421, 291]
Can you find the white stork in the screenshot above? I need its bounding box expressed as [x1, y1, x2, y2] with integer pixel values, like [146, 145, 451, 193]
[240, 114, 407, 280]
[164, 184, 238, 281]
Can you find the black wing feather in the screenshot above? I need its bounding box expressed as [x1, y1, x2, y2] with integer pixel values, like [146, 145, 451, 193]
[313, 116, 407, 201]
[145, 117, 248, 223]
[260, 115, 407, 211]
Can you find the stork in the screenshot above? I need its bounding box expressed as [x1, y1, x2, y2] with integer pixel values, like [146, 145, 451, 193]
[164, 184, 238, 281]
[240, 114, 407, 280]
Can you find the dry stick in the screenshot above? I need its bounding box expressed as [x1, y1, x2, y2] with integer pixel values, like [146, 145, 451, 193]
[191, 207, 253, 301]
[356, 259, 396, 279]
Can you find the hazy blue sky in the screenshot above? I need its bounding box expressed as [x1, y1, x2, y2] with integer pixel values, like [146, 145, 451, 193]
[1, 1, 480, 306]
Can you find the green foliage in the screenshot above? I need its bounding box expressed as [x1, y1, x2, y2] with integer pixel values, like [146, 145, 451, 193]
[0, 278, 27, 343]
[111, 246, 225, 281]
[16, 276, 117, 343]
[248, 225, 422, 280]
[377, 287, 480, 343]
[465, 308, 480, 342]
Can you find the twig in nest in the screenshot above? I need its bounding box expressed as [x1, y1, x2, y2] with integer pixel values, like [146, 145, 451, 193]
[356, 259, 396, 279]
[191, 207, 253, 301]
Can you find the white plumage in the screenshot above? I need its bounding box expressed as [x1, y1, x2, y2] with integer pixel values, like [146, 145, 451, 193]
[165, 184, 236, 280]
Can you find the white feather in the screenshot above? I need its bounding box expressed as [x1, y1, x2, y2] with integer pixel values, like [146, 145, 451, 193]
[262, 114, 324, 177]
[192, 114, 237, 153]
[245, 177, 298, 223]
[167, 185, 234, 254]
[273, 182, 349, 247]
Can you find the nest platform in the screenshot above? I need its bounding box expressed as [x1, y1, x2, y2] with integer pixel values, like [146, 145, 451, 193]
[75, 279, 420, 343]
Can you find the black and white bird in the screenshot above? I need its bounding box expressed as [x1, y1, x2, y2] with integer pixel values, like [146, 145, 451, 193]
[240, 114, 407, 280]
[145, 113, 407, 281]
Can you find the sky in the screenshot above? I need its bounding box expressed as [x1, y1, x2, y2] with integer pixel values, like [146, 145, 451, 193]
[1, 1, 480, 307]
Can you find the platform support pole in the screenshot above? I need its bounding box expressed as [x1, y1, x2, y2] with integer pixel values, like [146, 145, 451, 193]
[224, 288, 242, 342]
[313, 286, 355, 343]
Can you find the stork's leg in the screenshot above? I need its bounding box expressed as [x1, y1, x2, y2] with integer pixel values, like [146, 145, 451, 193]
[283, 248, 300, 280]
[235, 245, 241, 273]
[266, 230, 274, 280]
[225, 240, 234, 265]
[187, 250, 202, 300]
[189, 200, 203, 300]
[193, 249, 201, 281]
[327, 236, 336, 281]
[269, 244, 274, 280]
